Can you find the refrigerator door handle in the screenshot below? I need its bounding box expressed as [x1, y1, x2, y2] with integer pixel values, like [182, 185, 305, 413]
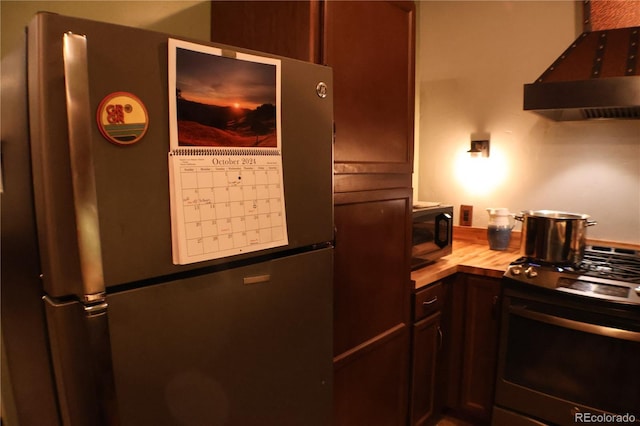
[62, 32, 105, 300]
[63, 33, 119, 425]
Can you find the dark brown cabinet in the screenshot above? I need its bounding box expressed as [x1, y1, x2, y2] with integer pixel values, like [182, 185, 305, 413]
[333, 195, 411, 356]
[411, 313, 441, 425]
[334, 325, 409, 426]
[446, 274, 502, 424]
[332, 189, 412, 426]
[210, 1, 321, 63]
[211, 0, 415, 174]
[410, 281, 445, 426]
[323, 1, 415, 172]
[210, 2, 415, 424]
[329, 6, 416, 420]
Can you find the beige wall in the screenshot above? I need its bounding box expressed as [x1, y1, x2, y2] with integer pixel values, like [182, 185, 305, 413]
[415, 1, 640, 244]
[1, 1, 211, 58]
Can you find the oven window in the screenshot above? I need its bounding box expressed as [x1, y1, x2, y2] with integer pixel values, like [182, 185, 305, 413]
[504, 313, 640, 416]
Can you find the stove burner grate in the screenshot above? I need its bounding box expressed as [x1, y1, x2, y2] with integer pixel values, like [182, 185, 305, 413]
[579, 246, 640, 285]
[513, 246, 640, 285]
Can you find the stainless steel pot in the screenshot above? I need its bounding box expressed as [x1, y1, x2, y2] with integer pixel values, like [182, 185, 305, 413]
[515, 210, 597, 265]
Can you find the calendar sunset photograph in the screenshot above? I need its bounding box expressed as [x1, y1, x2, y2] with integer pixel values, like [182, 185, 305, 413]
[174, 46, 279, 148]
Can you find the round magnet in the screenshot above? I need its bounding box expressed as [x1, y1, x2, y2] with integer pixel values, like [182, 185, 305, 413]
[96, 92, 149, 145]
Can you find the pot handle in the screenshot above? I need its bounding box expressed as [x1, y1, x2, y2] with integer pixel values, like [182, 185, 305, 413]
[514, 213, 524, 222]
[587, 219, 597, 226]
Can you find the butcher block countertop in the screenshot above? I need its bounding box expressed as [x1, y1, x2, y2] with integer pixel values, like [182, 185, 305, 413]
[411, 240, 519, 290]
[411, 227, 520, 290]
[411, 226, 640, 290]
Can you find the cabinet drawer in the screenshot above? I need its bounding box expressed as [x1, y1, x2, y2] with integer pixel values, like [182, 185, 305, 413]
[414, 282, 444, 321]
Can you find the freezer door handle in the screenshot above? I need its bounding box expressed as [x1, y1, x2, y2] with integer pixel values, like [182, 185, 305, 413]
[83, 300, 120, 425]
[243, 274, 271, 285]
[44, 296, 120, 425]
[63, 32, 105, 299]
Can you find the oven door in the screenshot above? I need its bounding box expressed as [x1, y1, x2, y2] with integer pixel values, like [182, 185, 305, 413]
[494, 284, 640, 426]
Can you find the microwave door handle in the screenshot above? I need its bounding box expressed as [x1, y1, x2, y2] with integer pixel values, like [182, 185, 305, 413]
[434, 213, 451, 248]
[509, 304, 640, 343]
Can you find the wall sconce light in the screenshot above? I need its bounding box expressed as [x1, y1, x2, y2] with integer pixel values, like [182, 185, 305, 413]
[468, 140, 490, 158]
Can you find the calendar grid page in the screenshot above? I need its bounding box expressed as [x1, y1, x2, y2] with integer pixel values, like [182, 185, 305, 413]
[168, 153, 287, 264]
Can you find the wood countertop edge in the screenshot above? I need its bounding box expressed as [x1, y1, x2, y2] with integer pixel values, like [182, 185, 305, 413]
[411, 262, 510, 291]
[412, 235, 640, 291]
[411, 242, 518, 290]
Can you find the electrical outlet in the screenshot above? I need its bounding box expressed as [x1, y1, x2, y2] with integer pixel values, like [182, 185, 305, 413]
[460, 205, 473, 226]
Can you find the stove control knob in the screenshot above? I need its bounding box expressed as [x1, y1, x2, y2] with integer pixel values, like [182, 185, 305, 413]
[524, 266, 538, 278]
[635, 286, 640, 296]
[510, 266, 523, 276]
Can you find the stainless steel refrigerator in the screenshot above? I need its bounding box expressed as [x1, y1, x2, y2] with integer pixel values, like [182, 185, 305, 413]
[1, 12, 333, 426]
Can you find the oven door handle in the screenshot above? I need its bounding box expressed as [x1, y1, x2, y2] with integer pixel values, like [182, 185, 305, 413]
[509, 304, 640, 343]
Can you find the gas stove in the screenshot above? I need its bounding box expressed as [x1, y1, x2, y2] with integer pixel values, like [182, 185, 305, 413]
[504, 245, 640, 306]
[497, 245, 640, 426]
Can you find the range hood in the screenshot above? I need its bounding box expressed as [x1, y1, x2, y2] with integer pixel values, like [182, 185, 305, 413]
[524, 26, 640, 121]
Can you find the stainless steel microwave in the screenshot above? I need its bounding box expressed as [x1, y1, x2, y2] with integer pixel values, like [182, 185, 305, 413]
[411, 205, 453, 270]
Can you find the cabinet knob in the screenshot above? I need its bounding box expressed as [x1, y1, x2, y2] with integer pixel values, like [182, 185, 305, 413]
[491, 295, 499, 319]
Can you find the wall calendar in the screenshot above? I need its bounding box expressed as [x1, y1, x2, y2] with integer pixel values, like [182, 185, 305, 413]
[167, 38, 287, 265]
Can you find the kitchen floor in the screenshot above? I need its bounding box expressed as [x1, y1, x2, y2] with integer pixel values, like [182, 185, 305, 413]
[436, 416, 476, 426]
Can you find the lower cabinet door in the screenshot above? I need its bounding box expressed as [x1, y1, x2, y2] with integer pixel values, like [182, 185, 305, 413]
[333, 328, 410, 426]
[410, 311, 442, 426]
[460, 274, 501, 423]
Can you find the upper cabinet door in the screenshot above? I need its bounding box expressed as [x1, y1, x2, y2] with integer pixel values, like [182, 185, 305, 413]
[210, 1, 322, 63]
[211, 0, 416, 175]
[324, 1, 415, 173]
